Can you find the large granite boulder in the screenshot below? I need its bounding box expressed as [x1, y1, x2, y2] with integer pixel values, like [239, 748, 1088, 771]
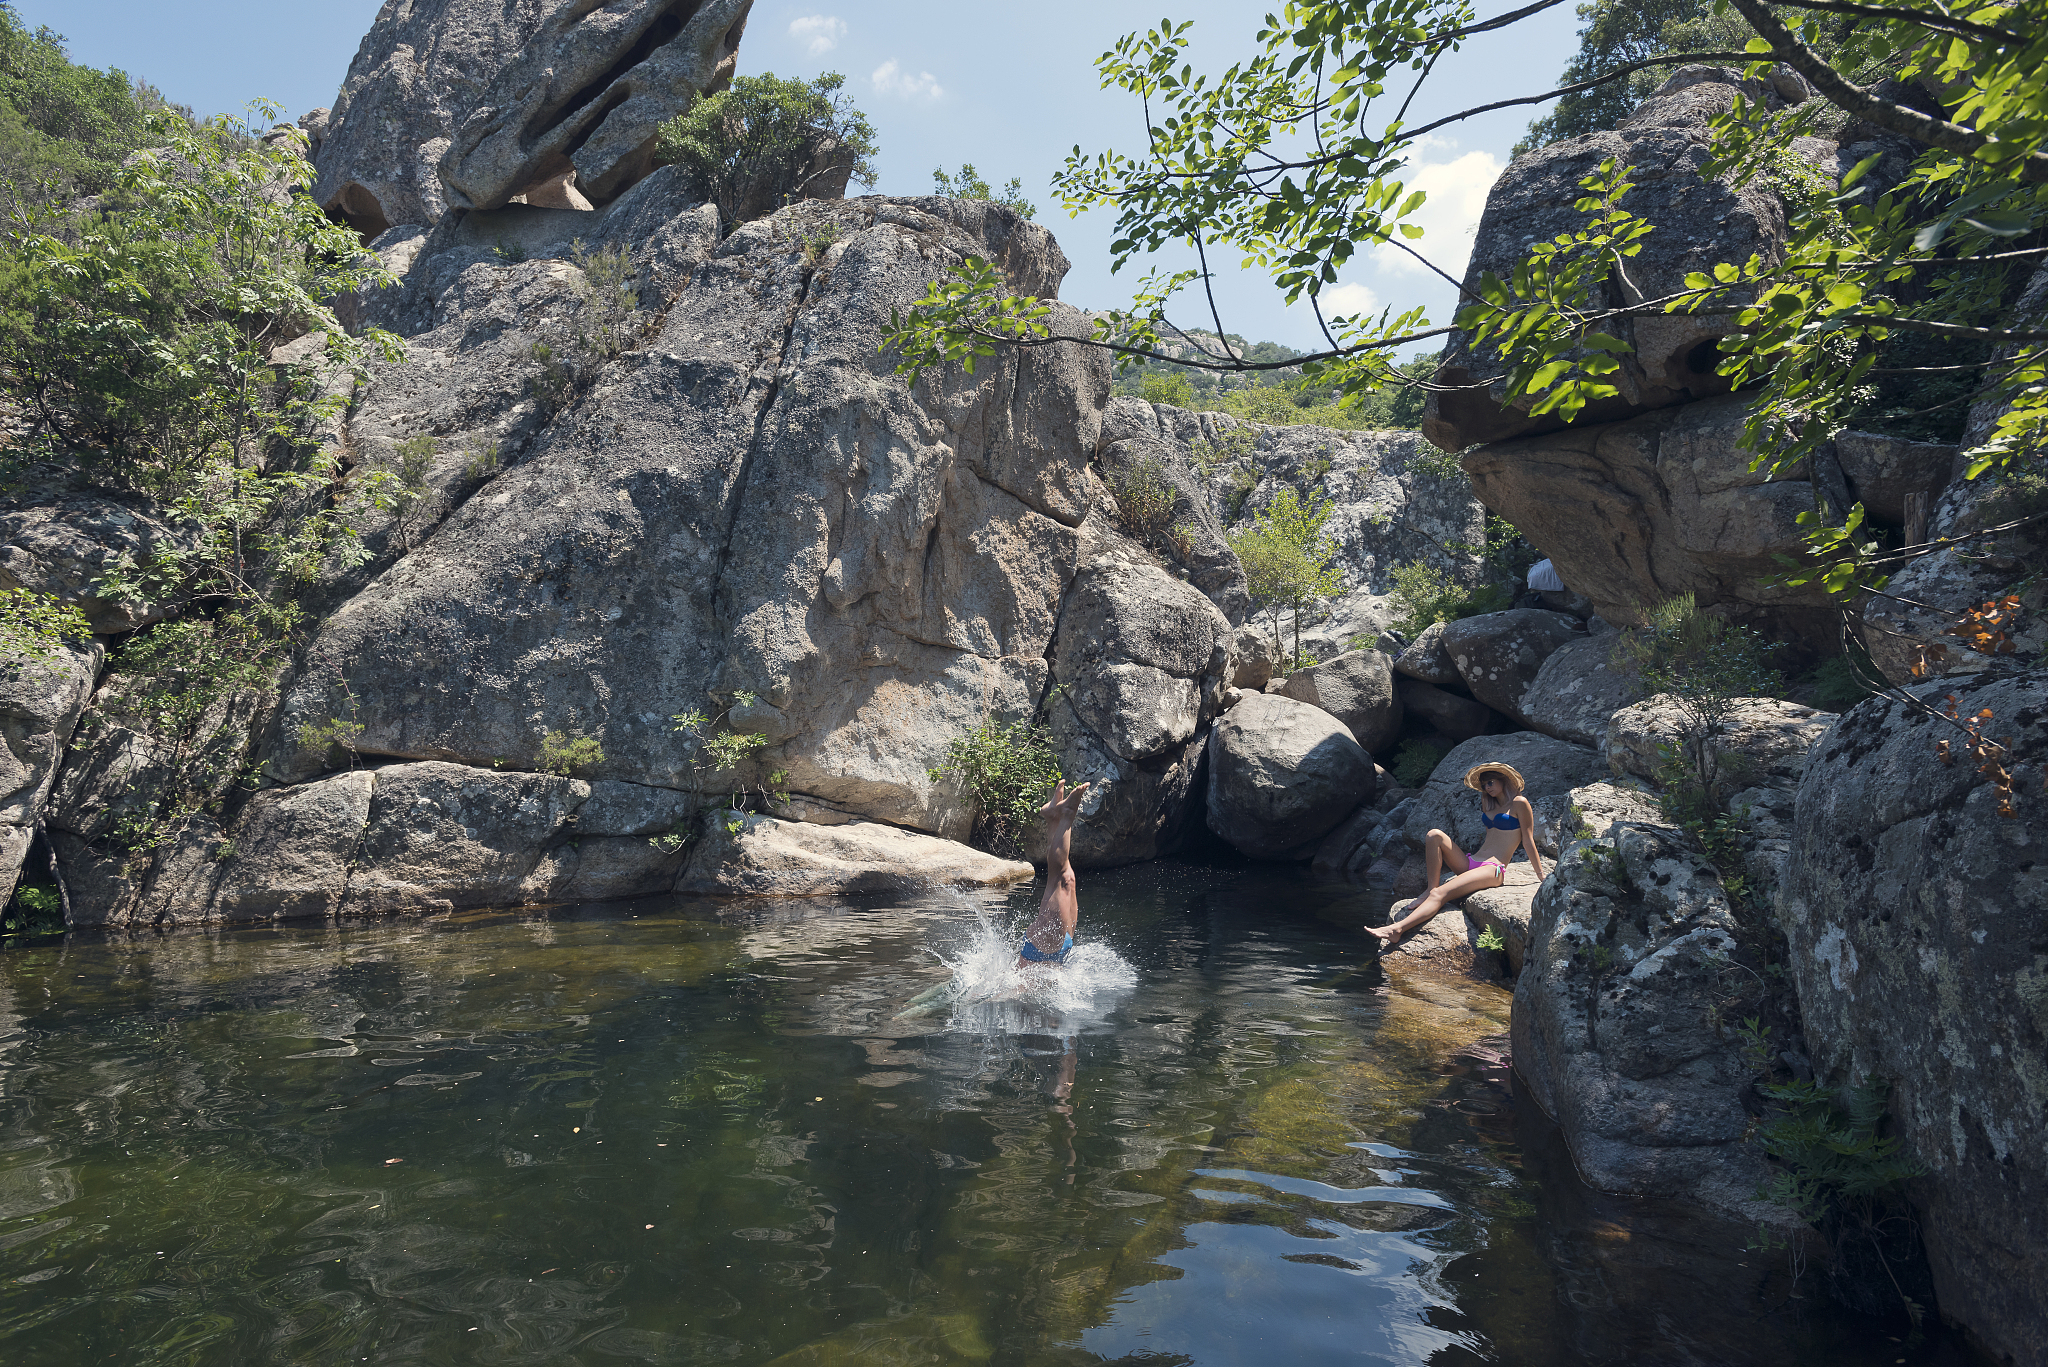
[1206, 693, 1375, 859]
[1276, 649, 1402, 753]
[1395, 677, 1496, 741]
[439, 0, 755, 215]
[1400, 731, 1609, 859]
[312, 0, 561, 236]
[1440, 609, 1583, 723]
[1392, 621, 1461, 685]
[0, 497, 195, 633]
[674, 812, 1032, 896]
[1515, 820, 1793, 1229]
[56, 761, 698, 927]
[0, 640, 100, 899]
[1520, 630, 1645, 748]
[1425, 70, 1797, 452]
[1859, 265, 2048, 684]
[268, 194, 1091, 845]
[1605, 695, 1835, 790]
[1783, 673, 2048, 1365]
[1461, 392, 1841, 636]
[1458, 781, 1666, 976]
[1048, 539, 1233, 867]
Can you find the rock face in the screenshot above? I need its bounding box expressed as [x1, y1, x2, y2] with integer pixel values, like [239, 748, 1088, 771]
[1605, 694, 1835, 790]
[674, 812, 1032, 896]
[1106, 402, 1487, 658]
[1440, 609, 1583, 723]
[1515, 821, 1791, 1228]
[1048, 545, 1234, 867]
[1519, 630, 1644, 748]
[1426, 71, 1795, 452]
[1395, 677, 1496, 741]
[439, 0, 754, 215]
[1206, 693, 1375, 859]
[0, 641, 100, 899]
[1276, 649, 1402, 753]
[54, 761, 696, 926]
[0, 498, 193, 633]
[1784, 674, 2048, 1365]
[1860, 262, 2048, 685]
[1461, 393, 1843, 634]
[312, 0, 562, 235]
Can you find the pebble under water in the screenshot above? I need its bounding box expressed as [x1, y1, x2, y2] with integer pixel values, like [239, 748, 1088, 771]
[0, 860, 1985, 1365]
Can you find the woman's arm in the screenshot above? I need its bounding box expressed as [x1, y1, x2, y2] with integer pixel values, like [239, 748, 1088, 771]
[1516, 796, 1544, 879]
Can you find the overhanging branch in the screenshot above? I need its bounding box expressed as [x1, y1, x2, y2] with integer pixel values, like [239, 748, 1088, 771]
[1727, 0, 2048, 183]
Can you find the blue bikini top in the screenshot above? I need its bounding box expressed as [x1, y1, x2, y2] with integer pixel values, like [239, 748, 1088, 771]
[1481, 808, 1521, 831]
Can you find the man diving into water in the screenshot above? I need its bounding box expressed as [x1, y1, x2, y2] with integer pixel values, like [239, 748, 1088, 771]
[1017, 778, 1090, 969]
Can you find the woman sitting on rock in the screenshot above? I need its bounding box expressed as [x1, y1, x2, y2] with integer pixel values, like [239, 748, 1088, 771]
[1366, 763, 1543, 949]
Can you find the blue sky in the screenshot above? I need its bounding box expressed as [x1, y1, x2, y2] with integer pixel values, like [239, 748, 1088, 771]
[21, 0, 1582, 354]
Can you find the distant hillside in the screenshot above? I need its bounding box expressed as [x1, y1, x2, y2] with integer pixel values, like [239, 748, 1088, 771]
[1106, 327, 1432, 432]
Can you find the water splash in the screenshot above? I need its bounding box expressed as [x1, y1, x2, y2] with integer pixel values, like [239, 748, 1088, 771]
[896, 903, 1136, 1031]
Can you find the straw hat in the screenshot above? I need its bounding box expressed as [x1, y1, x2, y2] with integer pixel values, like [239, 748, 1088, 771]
[1462, 763, 1525, 797]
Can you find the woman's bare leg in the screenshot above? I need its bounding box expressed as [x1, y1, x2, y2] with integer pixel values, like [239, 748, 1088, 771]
[1366, 863, 1503, 945]
[1424, 828, 1459, 888]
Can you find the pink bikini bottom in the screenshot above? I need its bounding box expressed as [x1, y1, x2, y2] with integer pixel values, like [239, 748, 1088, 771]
[1462, 855, 1507, 883]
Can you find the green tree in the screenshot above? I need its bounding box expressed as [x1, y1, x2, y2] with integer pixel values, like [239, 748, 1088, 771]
[1614, 593, 1783, 802]
[0, 103, 404, 851]
[1229, 488, 1345, 669]
[1139, 370, 1194, 407]
[655, 71, 878, 230]
[884, 0, 2048, 631]
[0, 3, 158, 216]
[931, 162, 1036, 218]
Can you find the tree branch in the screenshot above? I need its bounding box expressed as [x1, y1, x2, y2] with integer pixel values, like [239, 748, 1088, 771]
[1727, 0, 2048, 183]
[1399, 50, 1763, 145]
[1764, 0, 2024, 44]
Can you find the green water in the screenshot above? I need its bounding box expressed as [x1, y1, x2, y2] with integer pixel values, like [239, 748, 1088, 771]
[0, 862, 1977, 1365]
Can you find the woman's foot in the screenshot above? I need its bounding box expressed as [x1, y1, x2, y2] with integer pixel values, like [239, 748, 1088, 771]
[1365, 921, 1404, 946]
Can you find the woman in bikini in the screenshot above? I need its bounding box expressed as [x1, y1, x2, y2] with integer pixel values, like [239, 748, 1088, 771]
[1365, 763, 1543, 948]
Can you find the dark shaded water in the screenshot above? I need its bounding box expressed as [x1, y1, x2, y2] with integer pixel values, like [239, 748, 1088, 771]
[0, 862, 1978, 1365]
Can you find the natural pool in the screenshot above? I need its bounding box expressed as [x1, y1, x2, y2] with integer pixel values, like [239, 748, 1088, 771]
[0, 860, 1982, 1365]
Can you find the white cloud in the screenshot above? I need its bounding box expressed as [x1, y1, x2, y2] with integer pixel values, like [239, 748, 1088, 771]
[1320, 282, 1382, 318]
[788, 15, 845, 56]
[871, 59, 944, 102]
[1370, 146, 1504, 281]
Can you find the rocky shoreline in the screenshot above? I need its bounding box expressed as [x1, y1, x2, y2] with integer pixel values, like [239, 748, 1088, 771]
[1, 2, 2041, 1359]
